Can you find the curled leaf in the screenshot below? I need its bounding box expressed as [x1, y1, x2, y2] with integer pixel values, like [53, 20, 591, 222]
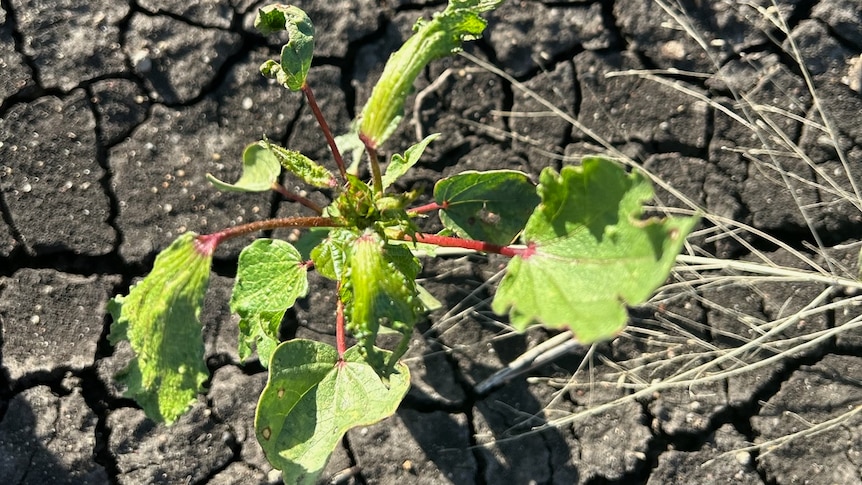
[206, 142, 281, 192]
[107, 232, 213, 424]
[359, 0, 504, 147]
[341, 231, 424, 370]
[262, 139, 337, 188]
[255, 5, 314, 91]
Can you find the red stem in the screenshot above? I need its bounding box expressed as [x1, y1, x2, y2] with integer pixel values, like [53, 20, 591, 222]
[302, 83, 347, 180]
[271, 182, 324, 215]
[336, 289, 347, 362]
[196, 216, 342, 251]
[404, 232, 532, 258]
[407, 201, 444, 215]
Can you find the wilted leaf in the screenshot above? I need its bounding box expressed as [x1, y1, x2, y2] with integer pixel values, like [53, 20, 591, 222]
[107, 232, 213, 424]
[206, 142, 280, 192]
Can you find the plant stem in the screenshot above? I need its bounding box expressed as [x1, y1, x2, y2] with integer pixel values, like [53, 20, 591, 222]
[302, 83, 347, 180]
[336, 290, 347, 362]
[403, 232, 532, 258]
[407, 201, 444, 215]
[361, 133, 384, 195]
[385, 331, 411, 376]
[271, 182, 324, 214]
[196, 216, 342, 251]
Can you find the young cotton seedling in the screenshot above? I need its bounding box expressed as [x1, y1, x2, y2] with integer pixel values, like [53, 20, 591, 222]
[107, 1, 697, 482]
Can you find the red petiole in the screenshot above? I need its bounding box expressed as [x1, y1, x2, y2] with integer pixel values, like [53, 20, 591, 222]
[194, 216, 342, 256]
[406, 201, 445, 215]
[335, 290, 347, 364]
[402, 232, 534, 258]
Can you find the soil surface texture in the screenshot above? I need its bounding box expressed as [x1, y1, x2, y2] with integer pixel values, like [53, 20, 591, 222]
[1, 1, 861, 484]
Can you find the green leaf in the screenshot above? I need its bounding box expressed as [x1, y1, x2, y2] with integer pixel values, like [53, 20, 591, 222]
[492, 157, 698, 343]
[107, 232, 213, 424]
[382, 133, 440, 189]
[341, 231, 424, 369]
[435, 170, 539, 245]
[334, 120, 366, 175]
[255, 340, 410, 485]
[293, 227, 330, 261]
[332, 174, 376, 226]
[417, 284, 443, 312]
[255, 5, 314, 91]
[359, 0, 503, 147]
[206, 142, 281, 192]
[310, 228, 358, 281]
[262, 139, 336, 188]
[231, 239, 309, 366]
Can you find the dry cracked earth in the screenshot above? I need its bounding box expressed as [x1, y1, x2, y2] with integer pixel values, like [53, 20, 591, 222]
[2, 0, 862, 484]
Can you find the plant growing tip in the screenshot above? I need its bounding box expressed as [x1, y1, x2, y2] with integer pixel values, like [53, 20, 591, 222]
[255, 4, 314, 91]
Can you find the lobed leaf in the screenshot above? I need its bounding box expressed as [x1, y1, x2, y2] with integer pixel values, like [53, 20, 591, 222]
[231, 239, 309, 366]
[255, 340, 410, 485]
[255, 5, 314, 91]
[435, 170, 539, 245]
[492, 157, 698, 343]
[206, 142, 281, 192]
[107, 232, 213, 424]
